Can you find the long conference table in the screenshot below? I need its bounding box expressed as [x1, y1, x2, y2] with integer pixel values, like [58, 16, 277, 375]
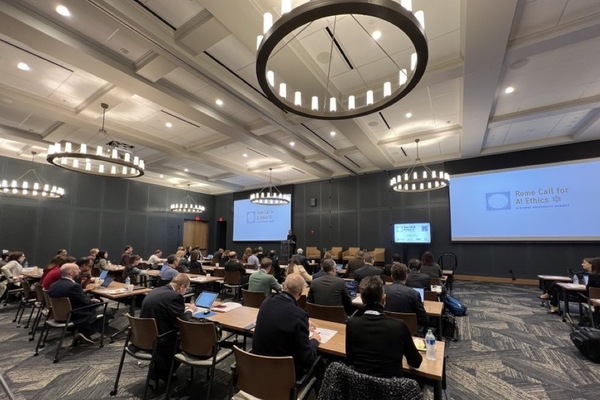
[210, 305, 446, 400]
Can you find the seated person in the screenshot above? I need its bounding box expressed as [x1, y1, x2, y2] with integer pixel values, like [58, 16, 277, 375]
[224, 251, 249, 285]
[545, 257, 600, 313]
[93, 250, 111, 272]
[159, 254, 179, 285]
[41, 255, 70, 290]
[308, 259, 354, 316]
[267, 250, 283, 283]
[253, 273, 321, 379]
[346, 251, 365, 278]
[0, 251, 26, 300]
[353, 254, 383, 283]
[405, 258, 431, 289]
[247, 248, 260, 269]
[384, 263, 428, 332]
[75, 257, 94, 291]
[346, 276, 422, 378]
[248, 258, 281, 296]
[176, 249, 189, 272]
[383, 253, 402, 277]
[188, 250, 205, 275]
[49, 263, 105, 344]
[420, 251, 442, 278]
[286, 257, 312, 285]
[123, 255, 148, 284]
[147, 249, 165, 269]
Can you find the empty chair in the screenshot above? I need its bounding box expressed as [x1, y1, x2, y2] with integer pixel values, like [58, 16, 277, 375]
[221, 270, 247, 301]
[305, 302, 346, 323]
[232, 345, 317, 400]
[317, 361, 423, 400]
[34, 296, 106, 363]
[326, 247, 343, 262]
[383, 311, 418, 336]
[111, 314, 167, 399]
[241, 289, 266, 308]
[306, 247, 321, 261]
[342, 247, 360, 262]
[165, 318, 233, 400]
[13, 280, 38, 328]
[579, 287, 600, 328]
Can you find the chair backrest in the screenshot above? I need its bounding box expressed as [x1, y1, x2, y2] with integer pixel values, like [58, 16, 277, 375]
[127, 313, 159, 351]
[317, 361, 423, 400]
[343, 247, 360, 257]
[224, 270, 241, 285]
[233, 345, 296, 400]
[242, 289, 266, 308]
[297, 294, 307, 310]
[589, 287, 600, 300]
[429, 277, 442, 286]
[423, 291, 438, 302]
[49, 297, 72, 323]
[329, 247, 343, 260]
[213, 267, 226, 277]
[306, 302, 346, 323]
[34, 283, 45, 304]
[189, 265, 202, 275]
[42, 289, 52, 311]
[177, 318, 217, 358]
[22, 279, 32, 298]
[437, 252, 457, 273]
[383, 311, 418, 336]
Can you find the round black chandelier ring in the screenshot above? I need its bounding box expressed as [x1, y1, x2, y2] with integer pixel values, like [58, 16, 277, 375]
[47, 152, 145, 177]
[256, 0, 428, 120]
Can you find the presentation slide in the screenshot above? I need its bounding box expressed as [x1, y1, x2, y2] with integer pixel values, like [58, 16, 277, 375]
[394, 223, 431, 243]
[233, 199, 291, 241]
[449, 158, 600, 241]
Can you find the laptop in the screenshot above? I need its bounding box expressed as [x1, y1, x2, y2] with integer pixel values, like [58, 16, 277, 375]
[345, 281, 358, 298]
[192, 291, 219, 318]
[335, 264, 344, 271]
[99, 270, 109, 280]
[412, 287, 424, 302]
[206, 254, 213, 260]
[100, 276, 114, 288]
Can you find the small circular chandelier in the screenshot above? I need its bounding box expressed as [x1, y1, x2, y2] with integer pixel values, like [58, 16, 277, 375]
[0, 152, 65, 198]
[46, 103, 145, 177]
[250, 168, 291, 205]
[390, 139, 449, 193]
[171, 184, 206, 213]
[256, 0, 428, 120]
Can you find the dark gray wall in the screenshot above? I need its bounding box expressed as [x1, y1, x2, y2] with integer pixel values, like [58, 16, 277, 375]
[0, 155, 215, 266]
[217, 140, 600, 280]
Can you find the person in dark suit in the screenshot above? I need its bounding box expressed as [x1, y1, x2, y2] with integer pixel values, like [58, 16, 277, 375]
[267, 249, 283, 283]
[346, 276, 422, 378]
[405, 258, 431, 289]
[224, 251, 249, 285]
[252, 273, 321, 379]
[353, 254, 383, 283]
[287, 229, 297, 257]
[383, 253, 402, 277]
[346, 251, 365, 278]
[139, 273, 196, 381]
[384, 263, 428, 331]
[308, 259, 354, 316]
[48, 263, 103, 344]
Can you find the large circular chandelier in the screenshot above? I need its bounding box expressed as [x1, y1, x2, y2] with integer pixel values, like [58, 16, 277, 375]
[46, 103, 145, 177]
[250, 168, 291, 205]
[390, 139, 449, 193]
[256, 0, 428, 120]
[0, 152, 65, 198]
[171, 184, 206, 213]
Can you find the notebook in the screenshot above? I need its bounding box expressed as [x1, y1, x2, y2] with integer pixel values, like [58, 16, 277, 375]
[99, 270, 109, 280]
[192, 291, 219, 318]
[412, 287, 424, 302]
[100, 277, 113, 288]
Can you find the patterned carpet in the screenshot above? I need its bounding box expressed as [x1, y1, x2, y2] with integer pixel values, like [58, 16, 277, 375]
[1, 282, 599, 400]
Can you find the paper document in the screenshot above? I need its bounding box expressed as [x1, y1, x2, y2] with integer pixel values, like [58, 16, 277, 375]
[212, 302, 243, 313]
[315, 328, 337, 344]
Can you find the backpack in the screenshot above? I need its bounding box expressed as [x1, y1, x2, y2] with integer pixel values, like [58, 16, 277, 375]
[444, 295, 467, 316]
[442, 310, 459, 341]
[570, 327, 600, 363]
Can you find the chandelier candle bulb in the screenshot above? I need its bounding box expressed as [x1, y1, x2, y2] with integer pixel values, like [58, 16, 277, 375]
[294, 91, 302, 106]
[411, 52, 417, 71]
[257, 35, 263, 50]
[65, 142, 72, 152]
[348, 95, 355, 110]
[80, 144, 87, 154]
[124, 153, 130, 162]
[312, 96, 318, 111]
[282, 0, 292, 14]
[400, 69, 407, 85]
[366, 90, 373, 105]
[329, 97, 336, 112]
[263, 12, 273, 33]
[111, 166, 117, 174]
[384, 81, 391, 97]
[401, 0, 412, 11]
[279, 82, 286, 98]
[96, 146, 103, 156]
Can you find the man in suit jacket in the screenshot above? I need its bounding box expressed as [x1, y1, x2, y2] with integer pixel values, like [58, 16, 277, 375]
[253, 273, 321, 379]
[384, 263, 428, 331]
[140, 273, 196, 381]
[346, 276, 422, 378]
[248, 258, 281, 296]
[48, 263, 103, 344]
[383, 253, 402, 277]
[346, 251, 365, 277]
[308, 259, 354, 316]
[353, 254, 383, 283]
[225, 251, 249, 285]
[406, 258, 431, 289]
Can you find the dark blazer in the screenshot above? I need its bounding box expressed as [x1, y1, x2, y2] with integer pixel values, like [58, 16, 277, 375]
[48, 278, 94, 322]
[252, 292, 319, 378]
[346, 304, 422, 378]
[353, 265, 383, 283]
[406, 271, 431, 289]
[188, 260, 204, 275]
[384, 281, 428, 327]
[346, 259, 365, 277]
[308, 274, 354, 315]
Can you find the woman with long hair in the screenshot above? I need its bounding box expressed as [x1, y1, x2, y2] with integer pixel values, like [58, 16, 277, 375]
[420, 251, 442, 278]
[286, 256, 312, 285]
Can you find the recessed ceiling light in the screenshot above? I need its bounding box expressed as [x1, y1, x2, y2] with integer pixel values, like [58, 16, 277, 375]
[289, 141, 295, 147]
[405, 112, 412, 118]
[17, 62, 30, 71]
[165, 122, 172, 128]
[372, 30, 382, 40]
[159, 174, 164, 178]
[330, 131, 336, 137]
[184, 168, 188, 172]
[505, 86, 515, 94]
[56, 5, 71, 17]
[242, 153, 248, 158]
[216, 99, 224, 106]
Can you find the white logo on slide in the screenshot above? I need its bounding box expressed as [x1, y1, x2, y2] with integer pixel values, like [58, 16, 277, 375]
[486, 192, 511, 211]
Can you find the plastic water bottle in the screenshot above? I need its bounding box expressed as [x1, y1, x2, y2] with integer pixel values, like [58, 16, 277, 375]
[572, 274, 579, 285]
[125, 276, 131, 286]
[425, 329, 436, 361]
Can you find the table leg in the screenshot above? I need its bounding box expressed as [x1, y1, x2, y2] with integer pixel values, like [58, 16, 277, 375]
[433, 381, 442, 400]
[436, 316, 443, 341]
[562, 288, 573, 325]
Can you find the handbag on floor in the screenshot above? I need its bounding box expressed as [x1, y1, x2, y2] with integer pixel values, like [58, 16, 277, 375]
[570, 327, 600, 363]
[444, 294, 467, 316]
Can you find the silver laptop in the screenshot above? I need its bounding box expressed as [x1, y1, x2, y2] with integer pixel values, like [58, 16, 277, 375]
[412, 287, 424, 302]
[192, 291, 218, 317]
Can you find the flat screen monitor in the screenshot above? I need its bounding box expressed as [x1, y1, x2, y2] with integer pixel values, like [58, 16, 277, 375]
[449, 158, 600, 241]
[393, 223, 431, 244]
[233, 199, 292, 241]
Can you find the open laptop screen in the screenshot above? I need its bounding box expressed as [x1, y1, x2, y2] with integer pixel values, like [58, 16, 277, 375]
[99, 270, 109, 280]
[195, 291, 218, 310]
[100, 277, 113, 288]
[412, 287, 424, 302]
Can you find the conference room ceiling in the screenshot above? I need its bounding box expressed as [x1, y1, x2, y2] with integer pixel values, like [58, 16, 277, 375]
[0, 0, 599, 195]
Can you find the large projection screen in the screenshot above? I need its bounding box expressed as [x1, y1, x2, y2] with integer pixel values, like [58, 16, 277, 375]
[449, 158, 600, 241]
[233, 199, 291, 241]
